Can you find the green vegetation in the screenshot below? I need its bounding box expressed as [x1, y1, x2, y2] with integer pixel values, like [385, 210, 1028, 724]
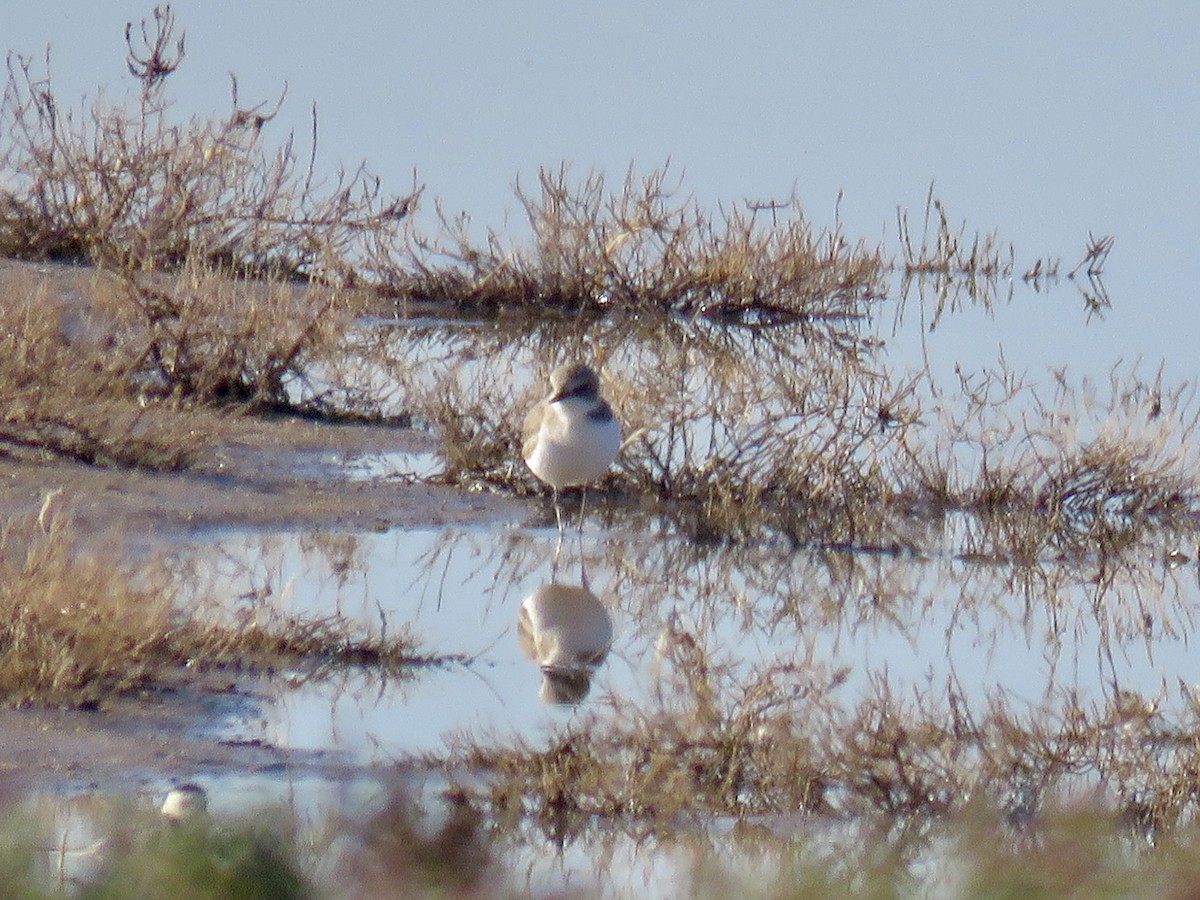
[76, 822, 307, 900]
[7, 789, 1200, 898]
[1, 789, 497, 900]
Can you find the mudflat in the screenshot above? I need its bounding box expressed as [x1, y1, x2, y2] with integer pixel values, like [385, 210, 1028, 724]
[0, 412, 521, 794]
[0, 259, 525, 793]
[0, 414, 519, 539]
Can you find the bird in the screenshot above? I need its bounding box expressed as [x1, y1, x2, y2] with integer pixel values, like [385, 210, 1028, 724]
[160, 783, 208, 824]
[517, 581, 614, 704]
[522, 362, 621, 536]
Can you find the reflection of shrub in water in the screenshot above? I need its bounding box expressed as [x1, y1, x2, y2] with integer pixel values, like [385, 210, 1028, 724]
[442, 610, 1200, 848]
[417, 524, 1200, 849]
[0, 516, 424, 706]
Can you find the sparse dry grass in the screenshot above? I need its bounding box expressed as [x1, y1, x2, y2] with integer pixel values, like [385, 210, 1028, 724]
[0, 269, 207, 468]
[390, 166, 889, 322]
[895, 363, 1200, 550]
[430, 616, 1200, 846]
[0, 6, 417, 280]
[895, 187, 1016, 329]
[7, 9, 1195, 897]
[0, 261, 379, 466]
[0, 515, 424, 707]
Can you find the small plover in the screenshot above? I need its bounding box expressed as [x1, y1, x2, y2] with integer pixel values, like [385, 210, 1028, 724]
[161, 782, 208, 824]
[523, 362, 621, 533]
[517, 582, 614, 704]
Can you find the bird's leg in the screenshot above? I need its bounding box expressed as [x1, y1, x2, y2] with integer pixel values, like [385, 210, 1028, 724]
[552, 487, 564, 536]
[577, 488, 588, 534]
[550, 487, 567, 582]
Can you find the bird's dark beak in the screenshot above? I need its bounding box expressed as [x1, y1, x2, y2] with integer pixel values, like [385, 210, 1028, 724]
[550, 383, 583, 404]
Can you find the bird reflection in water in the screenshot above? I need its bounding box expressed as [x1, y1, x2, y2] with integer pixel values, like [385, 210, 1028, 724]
[517, 581, 614, 704]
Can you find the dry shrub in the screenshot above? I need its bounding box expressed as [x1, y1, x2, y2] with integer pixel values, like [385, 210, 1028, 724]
[0, 5, 417, 280]
[0, 3, 411, 463]
[365, 306, 920, 544]
[0, 269, 205, 467]
[0, 6, 1141, 541]
[0, 261, 371, 466]
[0, 516, 422, 706]
[419, 354, 524, 483]
[609, 329, 924, 544]
[390, 165, 888, 320]
[370, 211, 1131, 549]
[0, 1, 900, 328]
[103, 263, 371, 411]
[0, 258, 378, 471]
[896, 363, 1200, 557]
[374, 307, 1200, 550]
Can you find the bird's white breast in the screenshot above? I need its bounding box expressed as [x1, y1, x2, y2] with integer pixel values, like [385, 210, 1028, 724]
[525, 398, 621, 489]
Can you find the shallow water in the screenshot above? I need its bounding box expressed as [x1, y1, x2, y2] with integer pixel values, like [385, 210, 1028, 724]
[192, 514, 1200, 767]
[17, 269, 1193, 895]
[39, 509, 1176, 895]
[7, 5, 1200, 893]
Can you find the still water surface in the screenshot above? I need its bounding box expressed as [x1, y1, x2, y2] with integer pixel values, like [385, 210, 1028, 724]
[196, 515, 1200, 766]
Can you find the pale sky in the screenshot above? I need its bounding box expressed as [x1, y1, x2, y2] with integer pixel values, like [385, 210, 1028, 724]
[7, 2, 1200, 379]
